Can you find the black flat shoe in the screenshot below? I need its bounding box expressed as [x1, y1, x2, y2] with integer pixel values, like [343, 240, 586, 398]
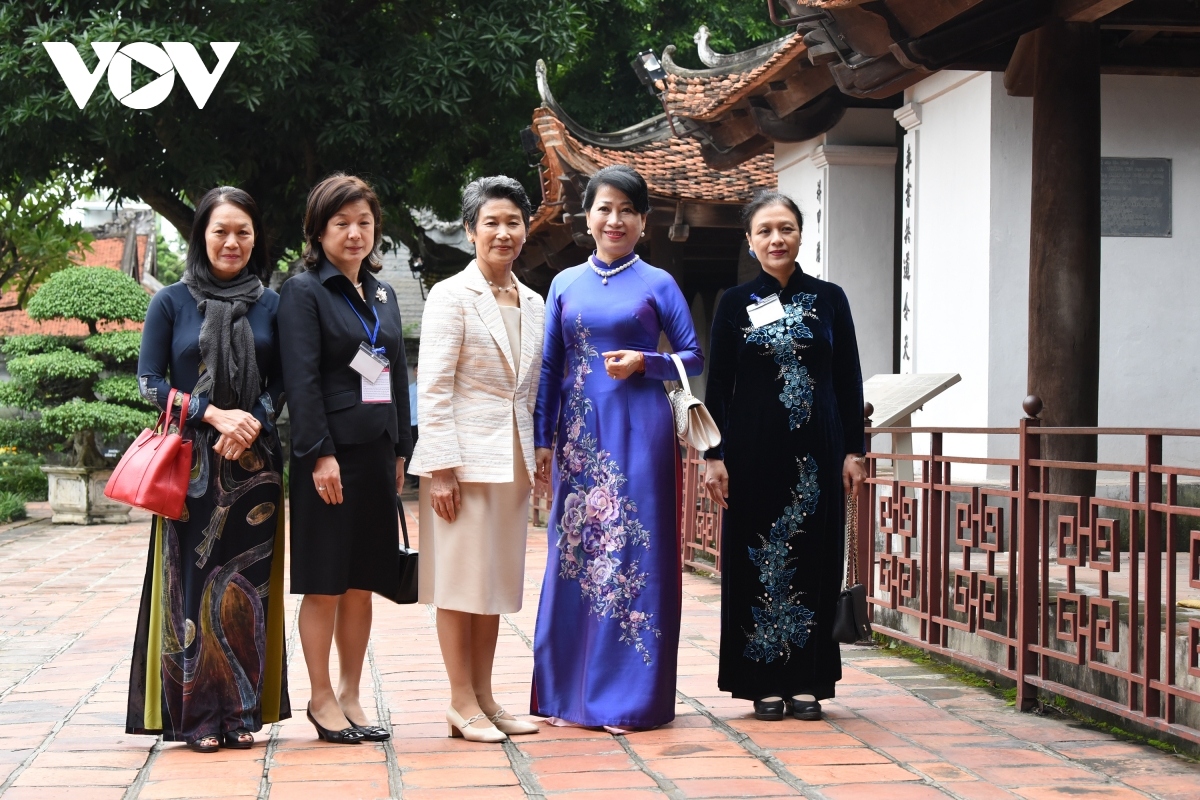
[790, 699, 822, 720]
[188, 735, 220, 753]
[753, 698, 786, 721]
[352, 724, 390, 742]
[307, 706, 364, 744]
[222, 728, 254, 749]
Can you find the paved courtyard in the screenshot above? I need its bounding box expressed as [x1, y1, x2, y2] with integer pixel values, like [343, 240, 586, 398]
[0, 502, 1197, 800]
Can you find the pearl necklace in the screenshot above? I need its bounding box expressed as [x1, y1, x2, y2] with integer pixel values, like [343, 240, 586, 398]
[486, 278, 517, 293]
[589, 252, 637, 285]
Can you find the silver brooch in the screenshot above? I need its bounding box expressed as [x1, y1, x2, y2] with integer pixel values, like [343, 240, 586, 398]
[376, 286, 387, 303]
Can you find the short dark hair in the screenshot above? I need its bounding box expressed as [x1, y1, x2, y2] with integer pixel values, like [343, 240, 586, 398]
[302, 173, 383, 272]
[186, 187, 270, 281]
[461, 176, 533, 231]
[741, 191, 804, 233]
[583, 165, 650, 215]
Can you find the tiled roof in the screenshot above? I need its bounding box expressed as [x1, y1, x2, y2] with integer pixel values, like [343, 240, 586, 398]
[532, 107, 773, 203]
[0, 236, 148, 338]
[80, 235, 148, 270]
[0, 287, 143, 337]
[576, 133, 774, 203]
[660, 34, 808, 121]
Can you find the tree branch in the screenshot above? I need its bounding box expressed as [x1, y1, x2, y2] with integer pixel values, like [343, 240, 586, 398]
[138, 187, 196, 241]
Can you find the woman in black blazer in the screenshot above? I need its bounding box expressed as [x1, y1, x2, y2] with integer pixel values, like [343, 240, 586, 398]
[279, 173, 412, 744]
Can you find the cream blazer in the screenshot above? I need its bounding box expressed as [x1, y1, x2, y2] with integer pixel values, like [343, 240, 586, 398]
[408, 261, 545, 483]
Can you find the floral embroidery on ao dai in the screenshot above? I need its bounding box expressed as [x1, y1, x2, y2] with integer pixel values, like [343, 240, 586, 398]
[531, 256, 702, 729]
[703, 266, 864, 702]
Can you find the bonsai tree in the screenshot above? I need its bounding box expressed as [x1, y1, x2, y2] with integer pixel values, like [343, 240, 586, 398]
[0, 267, 156, 467]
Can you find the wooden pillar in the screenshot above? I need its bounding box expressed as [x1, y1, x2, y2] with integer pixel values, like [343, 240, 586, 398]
[1027, 19, 1101, 494]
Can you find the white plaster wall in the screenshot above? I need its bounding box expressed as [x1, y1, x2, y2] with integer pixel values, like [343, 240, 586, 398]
[1099, 75, 1200, 466]
[906, 71, 1200, 472]
[776, 138, 824, 278]
[823, 156, 896, 382]
[907, 72, 994, 465]
[776, 109, 897, 386]
[986, 74, 1033, 465]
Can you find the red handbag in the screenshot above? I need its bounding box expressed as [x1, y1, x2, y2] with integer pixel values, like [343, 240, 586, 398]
[104, 388, 194, 519]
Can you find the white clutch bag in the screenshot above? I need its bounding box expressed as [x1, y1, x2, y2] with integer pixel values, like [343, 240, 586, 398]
[666, 353, 722, 452]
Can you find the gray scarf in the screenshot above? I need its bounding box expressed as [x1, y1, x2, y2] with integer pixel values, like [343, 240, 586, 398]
[182, 264, 264, 411]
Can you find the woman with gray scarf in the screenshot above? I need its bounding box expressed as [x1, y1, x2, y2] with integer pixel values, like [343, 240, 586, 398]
[127, 187, 290, 753]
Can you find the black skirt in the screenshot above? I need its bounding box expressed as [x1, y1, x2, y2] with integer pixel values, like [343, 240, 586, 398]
[289, 433, 400, 596]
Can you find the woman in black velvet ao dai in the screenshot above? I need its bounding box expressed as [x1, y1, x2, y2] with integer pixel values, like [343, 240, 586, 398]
[703, 193, 866, 722]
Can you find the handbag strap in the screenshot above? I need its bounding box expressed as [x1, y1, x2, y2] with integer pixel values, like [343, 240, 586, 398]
[396, 494, 410, 549]
[669, 353, 690, 387]
[164, 390, 191, 433]
[844, 491, 860, 589]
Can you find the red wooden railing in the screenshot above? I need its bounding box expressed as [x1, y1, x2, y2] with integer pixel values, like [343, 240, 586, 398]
[680, 446, 724, 573]
[673, 399, 1200, 744]
[860, 399, 1200, 744]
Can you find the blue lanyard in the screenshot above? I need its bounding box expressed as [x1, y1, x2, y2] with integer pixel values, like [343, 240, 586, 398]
[342, 294, 384, 354]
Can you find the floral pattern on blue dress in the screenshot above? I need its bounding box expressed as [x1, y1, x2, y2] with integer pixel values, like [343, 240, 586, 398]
[745, 292, 818, 429]
[744, 455, 821, 664]
[555, 315, 661, 664]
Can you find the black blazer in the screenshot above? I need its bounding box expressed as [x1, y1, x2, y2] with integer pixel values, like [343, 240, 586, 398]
[279, 259, 413, 467]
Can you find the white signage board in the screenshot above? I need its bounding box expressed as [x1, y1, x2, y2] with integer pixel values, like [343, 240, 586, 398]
[863, 372, 961, 427]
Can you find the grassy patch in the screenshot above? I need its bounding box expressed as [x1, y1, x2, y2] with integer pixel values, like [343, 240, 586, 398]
[0, 451, 47, 500]
[874, 633, 1196, 760]
[0, 490, 27, 523]
[1037, 694, 1190, 758]
[872, 634, 1017, 705]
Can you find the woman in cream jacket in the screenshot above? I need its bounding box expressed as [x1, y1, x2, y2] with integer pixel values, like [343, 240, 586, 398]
[409, 176, 545, 743]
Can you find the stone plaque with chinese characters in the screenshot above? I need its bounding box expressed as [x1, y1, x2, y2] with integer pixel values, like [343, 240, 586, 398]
[1101, 157, 1171, 237]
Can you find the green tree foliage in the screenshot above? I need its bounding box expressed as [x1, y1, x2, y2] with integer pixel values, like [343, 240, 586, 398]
[0, 451, 48, 501]
[0, 268, 153, 466]
[41, 399, 153, 440]
[93, 374, 143, 406]
[5, 349, 103, 407]
[0, 490, 27, 523]
[26, 266, 149, 335]
[83, 329, 142, 364]
[0, 173, 92, 305]
[0, 333, 72, 358]
[548, 2, 777, 133]
[155, 233, 185, 285]
[0, 1, 771, 258]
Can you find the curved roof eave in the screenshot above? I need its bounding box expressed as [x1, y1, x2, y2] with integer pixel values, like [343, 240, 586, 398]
[535, 60, 675, 149]
[693, 26, 796, 72]
[661, 33, 796, 79]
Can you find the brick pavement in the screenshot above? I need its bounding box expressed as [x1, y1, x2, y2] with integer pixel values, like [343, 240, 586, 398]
[0, 502, 1197, 799]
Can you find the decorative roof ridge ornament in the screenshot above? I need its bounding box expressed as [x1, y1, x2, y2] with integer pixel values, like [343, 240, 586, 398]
[534, 59, 677, 149]
[660, 35, 799, 79]
[694, 25, 794, 70]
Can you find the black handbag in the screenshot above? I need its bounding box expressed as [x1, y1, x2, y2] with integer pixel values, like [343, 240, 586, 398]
[386, 495, 419, 604]
[832, 493, 873, 643]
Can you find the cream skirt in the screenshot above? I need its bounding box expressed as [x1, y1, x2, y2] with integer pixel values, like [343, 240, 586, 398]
[417, 426, 530, 614]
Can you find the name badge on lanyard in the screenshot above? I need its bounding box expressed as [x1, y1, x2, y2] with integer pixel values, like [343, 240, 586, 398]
[747, 293, 786, 328]
[343, 294, 393, 404]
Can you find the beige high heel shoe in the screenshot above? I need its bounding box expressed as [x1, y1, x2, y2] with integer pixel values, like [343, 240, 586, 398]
[488, 707, 539, 736]
[446, 707, 507, 743]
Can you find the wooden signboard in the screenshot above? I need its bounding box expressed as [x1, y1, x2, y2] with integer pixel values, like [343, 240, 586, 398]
[863, 372, 961, 480]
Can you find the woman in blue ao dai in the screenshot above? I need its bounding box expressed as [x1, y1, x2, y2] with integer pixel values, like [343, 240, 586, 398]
[532, 166, 702, 729]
